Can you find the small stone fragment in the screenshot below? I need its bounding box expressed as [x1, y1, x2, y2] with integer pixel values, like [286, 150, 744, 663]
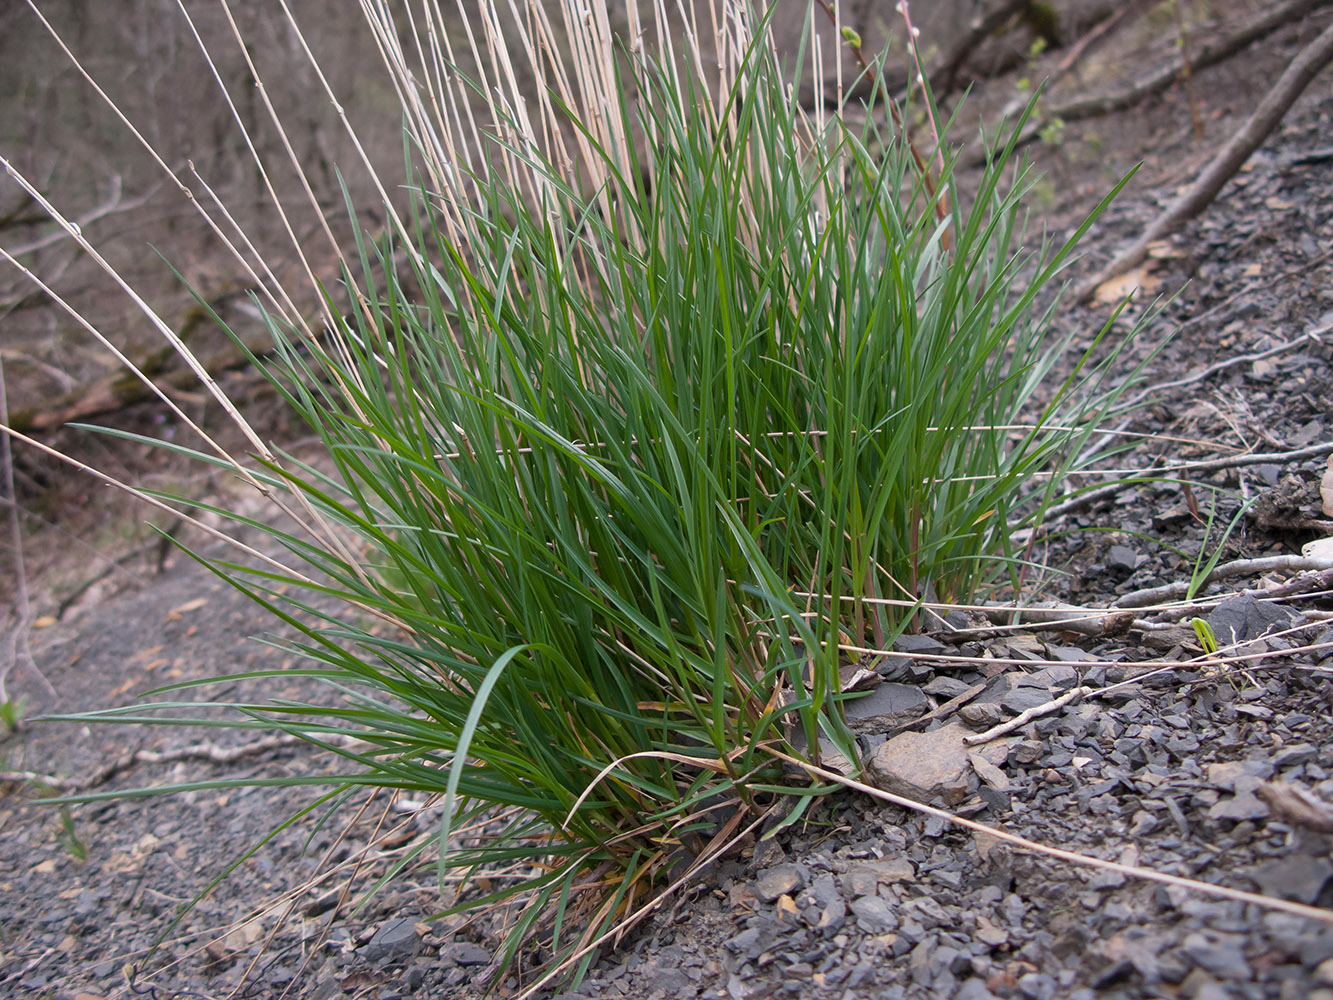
[1182, 932, 1251, 980]
[969, 753, 1011, 792]
[1107, 545, 1139, 572]
[362, 917, 420, 964]
[961, 702, 1005, 729]
[850, 895, 898, 933]
[445, 942, 493, 966]
[1207, 594, 1297, 645]
[755, 864, 806, 903]
[866, 724, 974, 805]
[843, 682, 930, 734]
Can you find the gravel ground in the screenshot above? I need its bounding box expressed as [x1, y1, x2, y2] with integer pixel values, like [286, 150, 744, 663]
[2, 13, 1333, 1000]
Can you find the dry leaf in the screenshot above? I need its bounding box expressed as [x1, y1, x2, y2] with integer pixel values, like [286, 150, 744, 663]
[166, 596, 208, 620]
[1094, 264, 1162, 305]
[1145, 240, 1184, 260]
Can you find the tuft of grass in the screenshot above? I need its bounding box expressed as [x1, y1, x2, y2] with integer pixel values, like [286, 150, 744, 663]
[8, 0, 1152, 990]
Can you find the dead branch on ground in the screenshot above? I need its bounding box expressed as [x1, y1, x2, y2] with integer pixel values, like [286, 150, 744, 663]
[1115, 557, 1333, 609]
[1079, 17, 1333, 302]
[974, 0, 1325, 167]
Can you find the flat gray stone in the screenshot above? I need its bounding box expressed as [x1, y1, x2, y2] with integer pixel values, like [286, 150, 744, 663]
[960, 702, 1005, 729]
[1182, 932, 1251, 980]
[1252, 854, 1333, 904]
[894, 633, 947, 655]
[866, 724, 974, 805]
[755, 863, 806, 903]
[1107, 545, 1140, 572]
[1002, 685, 1054, 715]
[1204, 760, 1274, 791]
[362, 917, 420, 964]
[850, 895, 898, 932]
[1274, 743, 1319, 768]
[1031, 664, 1080, 690]
[445, 942, 493, 966]
[844, 682, 930, 734]
[1208, 594, 1297, 645]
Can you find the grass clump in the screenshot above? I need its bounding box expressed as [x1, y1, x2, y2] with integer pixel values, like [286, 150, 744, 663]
[16, 0, 1147, 989]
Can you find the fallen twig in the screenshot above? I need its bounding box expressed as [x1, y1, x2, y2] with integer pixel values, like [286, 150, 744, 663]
[1045, 438, 1333, 521]
[25, 734, 306, 792]
[883, 681, 988, 740]
[1046, 0, 1155, 89]
[0, 769, 64, 788]
[1044, 0, 1319, 138]
[976, 603, 1137, 639]
[962, 685, 1092, 745]
[1114, 555, 1333, 609]
[1118, 325, 1328, 414]
[1079, 16, 1333, 302]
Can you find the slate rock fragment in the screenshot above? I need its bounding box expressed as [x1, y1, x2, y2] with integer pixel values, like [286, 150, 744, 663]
[362, 917, 421, 964]
[1208, 594, 1298, 645]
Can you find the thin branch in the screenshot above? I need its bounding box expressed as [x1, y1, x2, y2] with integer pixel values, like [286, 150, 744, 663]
[1079, 17, 1333, 301]
[963, 685, 1092, 745]
[1114, 557, 1333, 609]
[976, 0, 1325, 166]
[3, 175, 159, 257]
[1045, 438, 1333, 521]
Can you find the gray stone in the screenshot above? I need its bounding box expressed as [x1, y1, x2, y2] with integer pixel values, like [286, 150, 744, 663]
[954, 979, 999, 1000]
[857, 855, 915, 885]
[1208, 594, 1298, 645]
[803, 874, 845, 935]
[1002, 685, 1054, 715]
[1107, 545, 1139, 572]
[1208, 779, 1271, 823]
[1049, 645, 1098, 662]
[1018, 971, 1057, 1000]
[844, 682, 930, 734]
[1253, 855, 1333, 904]
[1031, 664, 1080, 690]
[850, 895, 898, 933]
[445, 942, 493, 966]
[1011, 740, 1045, 764]
[1182, 932, 1252, 980]
[894, 633, 947, 655]
[866, 724, 977, 805]
[1274, 743, 1319, 768]
[1204, 759, 1274, 791]
[960, 702, 1005, 729]
[924, 676, 975, 699]
[1301, 930, 1333, 967]
[361, 918, 420, 964]
[755, 864, 806, 903]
